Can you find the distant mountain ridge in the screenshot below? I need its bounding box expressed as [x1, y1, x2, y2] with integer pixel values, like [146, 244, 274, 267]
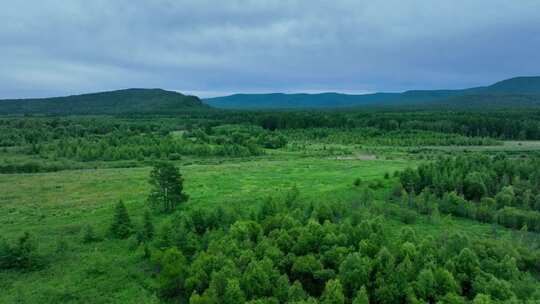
[0, 88, 206, 115]
[2, 77, 540, 114]
[205, 76, 540, 109]
[484, 77, 540, 93]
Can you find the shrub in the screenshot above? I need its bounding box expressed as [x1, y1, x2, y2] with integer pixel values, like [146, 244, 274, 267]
[399, 208, 418, 224]
[0, 232, 42, 270]
[81, 224, 98, 243]
[168, 153, 181, 161]
[55, 237, 69, 254]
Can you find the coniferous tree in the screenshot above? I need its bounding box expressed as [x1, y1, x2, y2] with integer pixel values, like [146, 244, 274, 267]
[142, 209, 154, 241]
[416, 268, 436, 302]
[110, 200, 132, 239]
[0, 232, 41, 270]
[473, 294, 493, 304]
[339, 253, 372, 297]
[223, 279, 245, 304]
[352, 286, 369, 304]
[321, 279, 345, 304]
[81, 224, 97, 243]
[288, 280, 308, 302]
[274, 274, 290, 303]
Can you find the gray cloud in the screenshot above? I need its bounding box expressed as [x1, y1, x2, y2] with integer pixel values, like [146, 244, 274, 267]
[1, 0, 540, 98]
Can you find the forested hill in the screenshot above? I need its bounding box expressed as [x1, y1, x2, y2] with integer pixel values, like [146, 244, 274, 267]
[205, 76, 540, 109]
[0, 88, 207, 115]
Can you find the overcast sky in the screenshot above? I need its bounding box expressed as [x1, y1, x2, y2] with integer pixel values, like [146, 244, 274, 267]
[2, 0, 540, 98]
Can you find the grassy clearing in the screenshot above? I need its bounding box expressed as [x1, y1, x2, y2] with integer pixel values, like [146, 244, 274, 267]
[0, 158, 408, 236]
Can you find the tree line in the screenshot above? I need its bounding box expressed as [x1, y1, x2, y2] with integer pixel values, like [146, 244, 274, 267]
[398, 154, 540, 232]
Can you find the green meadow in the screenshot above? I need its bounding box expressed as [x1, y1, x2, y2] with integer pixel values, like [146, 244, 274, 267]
[1, 157, 408, 237]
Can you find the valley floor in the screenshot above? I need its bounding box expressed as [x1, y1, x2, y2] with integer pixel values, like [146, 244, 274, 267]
[1, 154, 537, 303]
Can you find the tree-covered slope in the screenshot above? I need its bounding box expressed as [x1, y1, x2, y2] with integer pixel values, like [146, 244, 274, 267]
[205, 76, 540, 109]
[204, 92, 402, 109]
[0, 88, 207, 115]
[483, 76, 540, 94]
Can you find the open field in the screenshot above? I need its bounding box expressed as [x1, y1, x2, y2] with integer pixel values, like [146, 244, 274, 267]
[1, 158, 409, 237]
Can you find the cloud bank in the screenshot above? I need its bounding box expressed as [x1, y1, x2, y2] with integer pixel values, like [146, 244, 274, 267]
[1, 0, 540, 98]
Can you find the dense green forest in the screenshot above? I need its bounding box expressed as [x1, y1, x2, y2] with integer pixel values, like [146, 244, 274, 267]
[1, 107, 540, 303]
[399, 155, 540, 232]
[145, 185, 540, 303]
[0, 89, 207, 115]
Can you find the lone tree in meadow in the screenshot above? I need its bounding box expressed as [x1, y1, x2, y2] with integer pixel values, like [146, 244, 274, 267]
[147, 162, 188, 213]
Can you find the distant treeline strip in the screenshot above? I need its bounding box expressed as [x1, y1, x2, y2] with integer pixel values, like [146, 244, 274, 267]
[398, 154, 540, 232]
